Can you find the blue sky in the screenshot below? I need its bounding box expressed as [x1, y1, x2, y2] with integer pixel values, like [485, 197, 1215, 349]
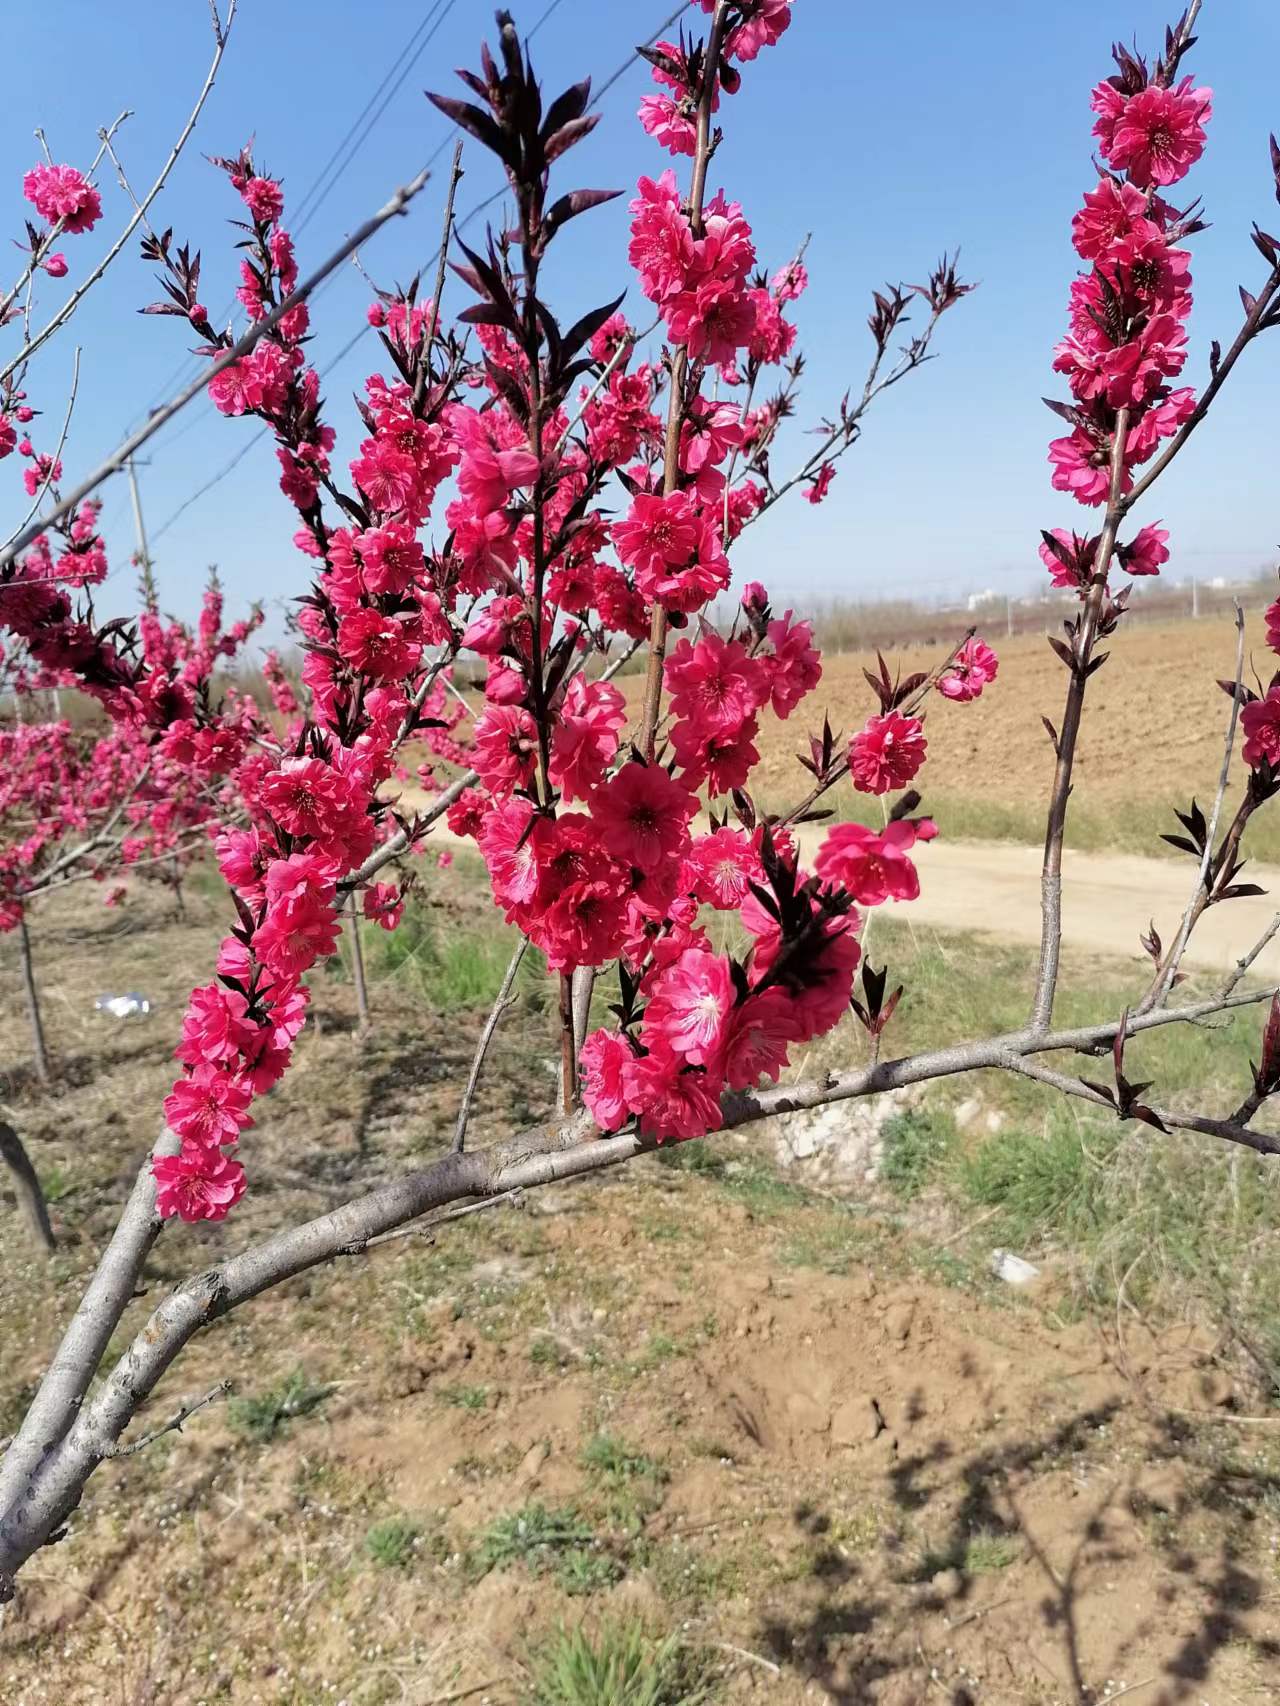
[3, 0, 1279, 640]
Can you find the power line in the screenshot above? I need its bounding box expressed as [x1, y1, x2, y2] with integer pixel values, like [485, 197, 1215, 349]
[131, 0, 460, 429]
[148, 1, 689, 547]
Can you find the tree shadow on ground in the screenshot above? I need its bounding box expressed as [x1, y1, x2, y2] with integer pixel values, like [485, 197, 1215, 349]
[756, 1393, 1280, 1704]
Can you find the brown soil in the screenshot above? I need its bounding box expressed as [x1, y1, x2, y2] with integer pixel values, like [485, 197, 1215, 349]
[743, 613, 1248, 814]
[3, 879, 1280, 1705]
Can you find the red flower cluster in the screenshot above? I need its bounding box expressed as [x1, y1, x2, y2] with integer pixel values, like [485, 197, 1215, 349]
[1044, 42, 1212, 585]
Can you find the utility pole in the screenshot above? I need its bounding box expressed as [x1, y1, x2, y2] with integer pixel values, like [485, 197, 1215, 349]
[1191, 577, 1199, 620]
[127, 456, 157, 611]
[1006, 594, 1013, 638]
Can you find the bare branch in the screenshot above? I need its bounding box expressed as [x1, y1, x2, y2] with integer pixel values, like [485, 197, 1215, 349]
[103, 1380, 230, 1458]
[1031, 407, 1131, 1030]
[0, 2, 238, 387]
[0, 1121, 55, 1255]
[1137, 604, 1247, 1012]
[1, 345, 80, 551]
[1220, 912, 1280, 1000]
[453, 938, 529, 1153]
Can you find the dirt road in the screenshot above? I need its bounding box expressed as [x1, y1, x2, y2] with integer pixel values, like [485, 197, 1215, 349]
[866, 836, 1280, 979]
[408, 776, 1280, 980]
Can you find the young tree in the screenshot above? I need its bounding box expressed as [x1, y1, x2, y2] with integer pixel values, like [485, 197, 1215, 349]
[1, 0, 1279, 1607]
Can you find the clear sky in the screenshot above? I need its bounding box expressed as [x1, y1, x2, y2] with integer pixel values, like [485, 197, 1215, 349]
[3, 0, 1279, 640]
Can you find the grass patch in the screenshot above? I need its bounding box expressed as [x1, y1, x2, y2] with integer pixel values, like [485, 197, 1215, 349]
[581, 1432, 668, 1529]
[439, 1383, 489, 1411]
[954, 1117, 1116, 1248]
[366, 887, 547, 1013]
[880, 1108, 955, 1200]
[472, 1502, 618, 1594]
[226, 1368, 333, 1443]
[530, 1621, 715, 1706]
[365, 1515, 429, 1571]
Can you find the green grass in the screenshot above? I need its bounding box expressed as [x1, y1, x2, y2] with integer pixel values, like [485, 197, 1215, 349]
[530, 1622, 715, 1706]
[226, 1368, 333, 1443]
[580, 1433, 668, 1529]
[439, 1383, 489, 1411]
[880, 1108, 956, 1200]
[365, 1515, 429, 1571]
[472, 1501, 621, 1596]
[364, 883, 548, 1012]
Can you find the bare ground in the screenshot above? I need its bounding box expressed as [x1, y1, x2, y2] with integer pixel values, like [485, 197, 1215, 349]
[2, 878, 1280, 1704]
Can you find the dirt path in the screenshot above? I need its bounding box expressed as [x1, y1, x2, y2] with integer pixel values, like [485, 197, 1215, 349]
[405, 777, 1279, 979]
[855, 837, 1280, 979]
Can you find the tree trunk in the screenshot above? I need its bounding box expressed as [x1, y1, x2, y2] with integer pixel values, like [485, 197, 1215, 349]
[0, 1122, 55, 1255]
[18, 917, 50, 1086]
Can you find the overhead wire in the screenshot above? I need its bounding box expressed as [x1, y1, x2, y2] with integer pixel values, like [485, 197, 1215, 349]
[145, 1, 690, 547]
[130, 0, 461, 430]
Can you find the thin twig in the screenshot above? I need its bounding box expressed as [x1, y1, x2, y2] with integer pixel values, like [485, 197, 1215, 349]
[454, 939, 529, 1152]
[0, 2, 238, 386]
[0, 112, 131, 330]
[1, 347, 80, 550]
[1219, 912, 1280, 1000]
[348, 1187, 525, 1255]
[707, 1642, 781, 1678]
[1138, 602, 1246, 1012]
[102, 1380, 231, 1458]
[0, 159, 430, 567]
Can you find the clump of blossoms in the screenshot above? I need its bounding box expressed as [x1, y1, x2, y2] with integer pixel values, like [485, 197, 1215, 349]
[0, 3, 976, 1217]
[0, 580, 264, 942]
[1041, 33, 1212, 594]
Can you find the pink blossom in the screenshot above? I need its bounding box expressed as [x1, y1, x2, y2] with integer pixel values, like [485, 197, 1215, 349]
[1242, 689, 1280, 770]
[163, 1062, 255, 1148]
[176, 982, 255, 1068]
[241, 175, 285, 225]
[1117, 523, 1170, 577]
[590, 760, 694, 873]
[336, 608, 422, 680]
[613, 490, 699, 581]
[937, 637, 998, 703]
[362, 882, 404, 930]
[580, 1028, 635, 1131]
[23, 163, 102, 233]
[849, 712, 927, 795]
[762, 611, 821, 718]
[684, 827, 761, 910]
[1071, 176, 1157, 260]
[815, 820, 933, 906]
[622, 1054, 724, 1142]
[805, 463, 835, 504]
[721, 987, 800, 1089]
[153, 1147, 247, 1222]
[472, 703, 539, 795]
[643, 948, 734, 1067]
[549, 676, 625, 802]
[639, 94, 696, 157]
[1100, 79, 1212, 188]
[665, 630, 766, 733]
